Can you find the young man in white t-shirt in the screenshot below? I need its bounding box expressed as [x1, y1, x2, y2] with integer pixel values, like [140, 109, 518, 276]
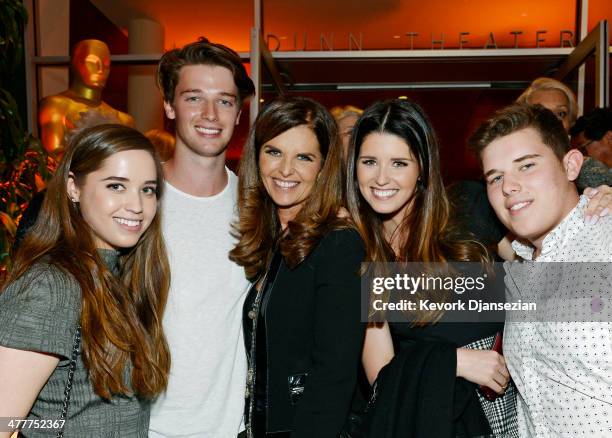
[149, 38, 255, 438]
[469, 103, 612, 437]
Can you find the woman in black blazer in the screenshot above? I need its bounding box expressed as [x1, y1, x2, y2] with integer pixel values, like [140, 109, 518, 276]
[230, 97, 365, 438]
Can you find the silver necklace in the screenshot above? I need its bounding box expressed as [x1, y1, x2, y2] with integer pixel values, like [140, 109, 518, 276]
[245, 263, 271, 438]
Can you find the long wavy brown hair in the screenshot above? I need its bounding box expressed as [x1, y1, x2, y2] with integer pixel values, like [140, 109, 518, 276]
[230, 97, 348, 280]
[5, 124, 171, 399]
[346, 99, 490, 323]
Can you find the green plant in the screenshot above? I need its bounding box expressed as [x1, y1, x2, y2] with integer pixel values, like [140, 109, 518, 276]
[1, 0, 52, 272]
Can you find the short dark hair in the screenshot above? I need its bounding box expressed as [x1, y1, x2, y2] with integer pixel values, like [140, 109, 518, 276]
[570, 107, 612, 141]
[469, 103, 570, 163]
[157, 37, 255, 104]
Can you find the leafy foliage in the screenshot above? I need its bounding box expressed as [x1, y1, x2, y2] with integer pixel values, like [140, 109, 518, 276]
[0, 0, 28, 77]
[0, 0, 52, 274]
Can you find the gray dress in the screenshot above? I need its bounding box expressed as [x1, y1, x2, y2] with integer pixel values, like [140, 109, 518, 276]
[0, 250, 149, 437]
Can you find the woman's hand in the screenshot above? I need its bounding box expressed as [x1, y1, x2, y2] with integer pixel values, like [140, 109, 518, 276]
[584, 185, 611, 224]
[456, 348, 509, 394]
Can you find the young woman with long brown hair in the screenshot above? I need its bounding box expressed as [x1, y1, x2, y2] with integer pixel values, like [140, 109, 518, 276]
[346, 99, 517, 437]
[230, 96, 365, 438]
[0, 124, 170, 437]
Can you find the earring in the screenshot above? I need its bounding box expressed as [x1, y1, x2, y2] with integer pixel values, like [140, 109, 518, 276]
[416, 177, 425, 190]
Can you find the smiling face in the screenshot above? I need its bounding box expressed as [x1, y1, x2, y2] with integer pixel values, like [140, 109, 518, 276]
[164, 64, 241, 159]
[357, 132, 420, 228]
[482, 127, 581, 252]
[67, 149, 159, 250]
[529, 89, 571, 132]
[258, 125, 323, 227]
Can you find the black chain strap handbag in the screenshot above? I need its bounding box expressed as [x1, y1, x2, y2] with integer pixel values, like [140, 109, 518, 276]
[56, 326, 81, 438]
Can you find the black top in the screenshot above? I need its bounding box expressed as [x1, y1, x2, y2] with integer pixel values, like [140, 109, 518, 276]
[243, 228, 365, 438]
[397, 179, 505, 346]
[363, 341, 491, 438]
[389, 320, 501, 351]
[380, 182, 506, 435]
[244, 250, 283, 437]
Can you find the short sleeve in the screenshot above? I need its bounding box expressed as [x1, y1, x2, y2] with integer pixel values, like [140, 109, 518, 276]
[0, 265, 81, 360]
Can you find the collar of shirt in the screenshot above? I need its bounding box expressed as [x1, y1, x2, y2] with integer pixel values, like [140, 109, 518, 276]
[511, 195, 587, 261]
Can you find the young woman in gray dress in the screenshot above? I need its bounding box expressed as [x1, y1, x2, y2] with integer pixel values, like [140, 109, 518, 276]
[0, 124, 170, 437]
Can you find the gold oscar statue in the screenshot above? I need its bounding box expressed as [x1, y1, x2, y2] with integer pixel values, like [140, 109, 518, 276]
[38, 39, 134, 158]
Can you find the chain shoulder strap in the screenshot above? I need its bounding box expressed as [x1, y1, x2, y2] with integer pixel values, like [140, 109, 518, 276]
[245, 250, 283, 438]
[56, 325, 81, 438]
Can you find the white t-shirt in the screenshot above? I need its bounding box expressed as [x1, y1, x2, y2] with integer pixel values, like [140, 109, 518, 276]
[149, 168, 249, 437]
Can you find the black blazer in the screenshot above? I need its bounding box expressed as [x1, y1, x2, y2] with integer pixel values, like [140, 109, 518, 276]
[245, 228, 366, 438]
